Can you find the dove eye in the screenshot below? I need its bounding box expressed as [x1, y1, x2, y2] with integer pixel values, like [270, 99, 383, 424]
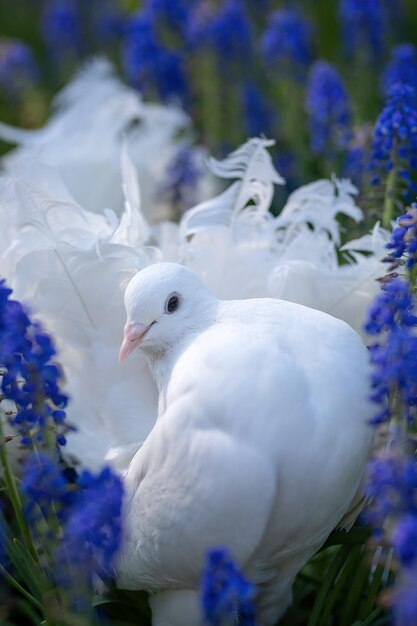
[165, 293, 181, 314]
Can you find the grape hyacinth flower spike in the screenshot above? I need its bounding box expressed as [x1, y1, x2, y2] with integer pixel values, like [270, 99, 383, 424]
[261, 6, 314, 80]
[338, 0, 387, 62]
[305, 61, 352, 166]
[0, 40, 39, 101]
[0, 279, 71, 448]
[369, 84, 417, 226]
[381, 44, 417, 97]
[201, 548, 256, 626]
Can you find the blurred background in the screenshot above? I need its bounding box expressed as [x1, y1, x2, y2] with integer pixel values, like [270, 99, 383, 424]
[1, 0, 417, 213]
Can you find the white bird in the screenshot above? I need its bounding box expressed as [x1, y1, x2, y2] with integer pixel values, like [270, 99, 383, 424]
[117, 262, 374, 626]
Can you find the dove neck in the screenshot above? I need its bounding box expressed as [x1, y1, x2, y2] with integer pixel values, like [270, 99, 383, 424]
[143, 300, 219, 396]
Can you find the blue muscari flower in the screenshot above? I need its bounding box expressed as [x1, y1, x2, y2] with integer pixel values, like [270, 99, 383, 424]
[146, 0, 191, 36]
[55, 466, 123, 588]
[261, 7, 314, 79]
[0, 40, 39, 101]
[41, 0, 81, 60]
[122, 10, 188, 105]
[160, 145, 202, 213]
[364, 278, 417, 425]
[211, 0, 252, 61]
[242, 83, 274, 137]
[365, 457, 417, 530]
[381, 44, 417, 97]
[392, 514, 417, 567]
[0, 279, 70, 446]
[21, 452, 75, 525]
[369, 84, 417, 198]
[365, 279, 417, 335]
[305, 61, 352, 158]
[338, 0, 386, 61]
[201, 547, 256, 626]
[393, 570, 417, 626]
[343, 145, 365, 188]
[386, 205, 417, 269]
[368, 328, 417, 424]
[364, 451, 417, 623]
[187, 0, 251, 62]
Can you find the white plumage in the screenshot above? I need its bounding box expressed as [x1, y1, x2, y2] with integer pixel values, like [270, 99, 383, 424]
[0, 58, 212, 222]
[0, 134, 386, 474]
[117, 262, 374, 626]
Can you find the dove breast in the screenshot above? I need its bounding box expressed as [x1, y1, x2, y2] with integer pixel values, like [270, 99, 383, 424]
[118, 291, 373, 626]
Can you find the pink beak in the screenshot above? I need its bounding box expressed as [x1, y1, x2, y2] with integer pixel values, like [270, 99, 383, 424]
[119, 322, 150, 363]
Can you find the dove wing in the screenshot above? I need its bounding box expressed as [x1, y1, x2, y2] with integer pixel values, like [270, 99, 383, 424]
[119, 397, 277, 590]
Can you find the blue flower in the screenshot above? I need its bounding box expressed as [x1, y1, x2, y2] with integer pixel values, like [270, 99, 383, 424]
[381, 44, 417, 97]
[386, 205, 417, 269]
[343, 145, 365, 188]
[21, 452, 75, 525]
[364, 277, 417, 425]
[365, 457, 417, 531]
[261, 7, 314, 79]
[201, 547, 256, 626]
[392, 514, 417, 567]
[146, 0, 191, 37]
[338, 0, 387, 61]
[55, 466, 123, 589]
[393, 569, 417, 626]
[369, 84, 417, 199]
[0, 40, 39, 101]
[242, 83, 274, 137]
[41, 0, 81, 61]
[160, 145, 202, 214]
[305, 61, 352, 159]
[0, 280, 70, 446]
[122, 10, 188, 105]
[365, 279, 417, 334]
[187, 0, 252, 62]
[365, 453, 417, 624]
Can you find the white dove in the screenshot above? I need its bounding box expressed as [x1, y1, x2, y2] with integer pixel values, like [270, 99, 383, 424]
[117, 262, 374, 626]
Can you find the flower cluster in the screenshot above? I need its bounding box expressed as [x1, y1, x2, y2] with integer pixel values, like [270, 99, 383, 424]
[21, 452, 76, 525]
[0, 279, 70, 447]
[381, 44, 417, 96]
[206, 0, 252, 62]
[160, 145, 202, 214]
[201, 547, 256, 626]
[55, 466, 123, 588]
[122, 9, 188, 105]
[365, 278, 417, 425]
[20, 451, 123, 606]
[242, 83, 274, 137]
[365, 453, 417, 626]
[386, 205, 417, 268]
[305, 61, 352, 159]
[41, 0, 82, 62]
[364, 213, 417, 623]
[0, 40, 38, 101]
[369, 84, 417, 199]
[338, 0, 387, 61]
[261, 7, 314, 79]
[146, 0, 190, 38]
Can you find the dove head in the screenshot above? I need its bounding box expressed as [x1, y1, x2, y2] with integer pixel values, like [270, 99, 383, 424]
[119, 262, 217, 361]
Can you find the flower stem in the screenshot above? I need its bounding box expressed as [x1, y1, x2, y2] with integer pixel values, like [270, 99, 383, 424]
[0, 409, 39, 563]
[382, 144, 398, 228]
